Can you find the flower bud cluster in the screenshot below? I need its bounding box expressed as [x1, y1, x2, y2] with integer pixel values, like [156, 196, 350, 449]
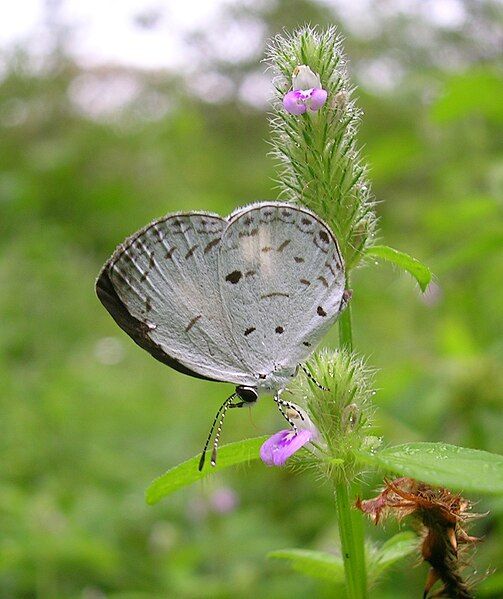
[285, 349, 377, 481]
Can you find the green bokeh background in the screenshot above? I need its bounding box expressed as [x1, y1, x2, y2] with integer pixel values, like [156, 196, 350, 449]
[0, 1, 501, 597]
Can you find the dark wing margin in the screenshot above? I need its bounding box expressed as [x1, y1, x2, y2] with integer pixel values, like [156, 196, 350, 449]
[95, 266, 216, 382]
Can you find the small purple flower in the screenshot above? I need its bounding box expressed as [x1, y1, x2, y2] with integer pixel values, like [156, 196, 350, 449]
[260, 428, 314, 466]
[283, 88, 328, 114]
[283, 65, 327, 115]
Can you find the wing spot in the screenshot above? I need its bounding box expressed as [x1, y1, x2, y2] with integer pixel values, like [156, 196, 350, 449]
[300, 279, 311, 286]
[261, 246, 273, 253]
[326, 261, 336, 276]
[275, 326, 284, 334]
[317, 306, 327, 317]
[317, 276, 329, 288]
[185, 315, 202, 332]
[204, 238, 220, 253]
[153, 227, 164, 242]
[244, 327, 256, 336]
[294, 256, 304, 263]
[303, 341, 311, 347]
[226, 270, 242, 284]
[313, 235, 329, 254]
[185, 245, 198, 259]
[148, 253, 155, 268]
[281, 210, 292, 217]
[145, 297, 152, 312]
[302, 218, 312, 225]
[261, 292, 290, 299]
[140, 271, 148, 282]
[243, 216, 254, 225]
[245, 270, 256, 277]
[165, 247, 176, 259]
[277, 239, 291, 252]
[239, 227, 258, 237]
[319, 230, 330, 243]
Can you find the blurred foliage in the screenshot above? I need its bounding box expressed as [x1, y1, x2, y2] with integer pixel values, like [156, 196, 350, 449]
[0, 0, 502, 597]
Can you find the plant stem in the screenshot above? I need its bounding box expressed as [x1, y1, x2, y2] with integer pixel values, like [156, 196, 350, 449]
[335, 480, 367, 599]
[336, 280, 368, 598]
[339, 302, 353, 351]
[338, 275, 354, 352]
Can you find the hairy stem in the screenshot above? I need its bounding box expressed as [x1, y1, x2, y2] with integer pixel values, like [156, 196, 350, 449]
[335, 480, 367, 599]
[339, 301, 353, 351]
[336, 287, 367, 598]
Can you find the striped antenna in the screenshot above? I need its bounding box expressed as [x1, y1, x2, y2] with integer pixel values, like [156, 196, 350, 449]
[198, 392, 236, 471]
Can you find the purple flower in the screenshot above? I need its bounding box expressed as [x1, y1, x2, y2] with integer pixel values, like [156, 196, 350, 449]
[283, 65, 327, 115]
[283, 88, 328, 114]
[260, 428, 314, 466]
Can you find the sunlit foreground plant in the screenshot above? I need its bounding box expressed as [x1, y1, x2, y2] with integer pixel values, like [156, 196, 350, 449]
[147, 27, 503, 598]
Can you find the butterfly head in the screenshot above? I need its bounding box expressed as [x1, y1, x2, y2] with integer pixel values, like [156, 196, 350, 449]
[235, 386, 258, 404]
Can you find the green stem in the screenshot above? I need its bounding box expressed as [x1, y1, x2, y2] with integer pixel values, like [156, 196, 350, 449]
[336, 281, 367, 598]
[335, 480, 367, 599]
[339, 301, 353, 351]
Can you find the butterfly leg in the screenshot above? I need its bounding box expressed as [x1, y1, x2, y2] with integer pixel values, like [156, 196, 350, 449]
[300, 364, 329, 391]
[274, 391, 304, 434]
[339, 289, 352, 312]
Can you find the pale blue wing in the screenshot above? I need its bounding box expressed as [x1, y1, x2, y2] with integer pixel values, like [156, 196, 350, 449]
[97, 212, 254, 385]
[217, 203, 345, 376]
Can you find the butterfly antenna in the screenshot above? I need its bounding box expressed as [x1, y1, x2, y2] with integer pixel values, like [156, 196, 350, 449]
[300, 364, 329, 391]
[210, 395, 237, 468]
[198, 392, 236, 471]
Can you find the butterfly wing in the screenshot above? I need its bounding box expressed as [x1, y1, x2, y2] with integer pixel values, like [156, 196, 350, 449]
[217, 203, 345, 375]
[96, 212, 254, 385]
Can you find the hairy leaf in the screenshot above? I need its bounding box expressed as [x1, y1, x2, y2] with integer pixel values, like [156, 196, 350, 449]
[368, 531, 418, 581]
[146, 436, 267, 505]
[366, 245, 431, 292]
[268, 548, 345, 582]
[359, 442, 503, 495]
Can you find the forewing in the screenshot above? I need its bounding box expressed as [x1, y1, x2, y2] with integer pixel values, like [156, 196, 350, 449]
[96, 212, 253, 385]
[217, 203, 345, 374]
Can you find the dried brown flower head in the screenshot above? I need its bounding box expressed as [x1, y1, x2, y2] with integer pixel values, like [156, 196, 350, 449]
[356, 478, 481, 599]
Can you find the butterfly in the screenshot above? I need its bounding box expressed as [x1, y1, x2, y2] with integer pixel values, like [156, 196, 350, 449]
[96, 202, 348, 468]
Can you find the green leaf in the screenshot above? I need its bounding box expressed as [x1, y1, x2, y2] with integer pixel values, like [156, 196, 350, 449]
[146, 436, 267, 505]
[358, 442, 503, 495]
[268, 549, 345, 583]
[368, 531, 417, 581]
[269, 533, 418, 585]
[366, 245, 432, 292]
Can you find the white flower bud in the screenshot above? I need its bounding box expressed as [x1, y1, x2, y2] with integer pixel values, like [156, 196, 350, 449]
[292, 65, 322, 91]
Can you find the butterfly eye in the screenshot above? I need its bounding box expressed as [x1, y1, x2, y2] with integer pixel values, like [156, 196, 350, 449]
[236, 386, 258, 403]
